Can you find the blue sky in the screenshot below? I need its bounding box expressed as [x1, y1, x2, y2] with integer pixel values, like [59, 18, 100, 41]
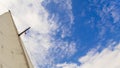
[41, 0, 120, 67]
[0, 0, 120, 68]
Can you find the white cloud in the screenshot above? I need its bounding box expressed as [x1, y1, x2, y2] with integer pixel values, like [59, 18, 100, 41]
[57, 43, 120, 68]
[111, 10, 120, 23]
[79, 43, 120, 68]
[57, 62, 78, 68]
[0, 0, 75, 68]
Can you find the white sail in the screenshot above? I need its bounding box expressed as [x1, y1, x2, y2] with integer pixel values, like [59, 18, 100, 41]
[0, 11, 33, 68]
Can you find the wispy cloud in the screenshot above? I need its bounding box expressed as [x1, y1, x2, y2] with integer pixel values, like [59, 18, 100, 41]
[0, 0, 75, 68]
[57, 62, 78, 68]
[57, 42, 120, 68]
[49, 41, 76, 61]
[79, 42, 120, 68]
[85, 0, 120, 46]
[42, 0, 74, 38]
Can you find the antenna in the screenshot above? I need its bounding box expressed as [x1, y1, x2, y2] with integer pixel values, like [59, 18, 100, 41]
[18, 27, 31, 36]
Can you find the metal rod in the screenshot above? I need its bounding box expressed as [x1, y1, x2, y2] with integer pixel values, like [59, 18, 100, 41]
[18, 27, 31, 36]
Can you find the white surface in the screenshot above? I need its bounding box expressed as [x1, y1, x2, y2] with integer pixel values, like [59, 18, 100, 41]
[0, 12, 33, 68]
